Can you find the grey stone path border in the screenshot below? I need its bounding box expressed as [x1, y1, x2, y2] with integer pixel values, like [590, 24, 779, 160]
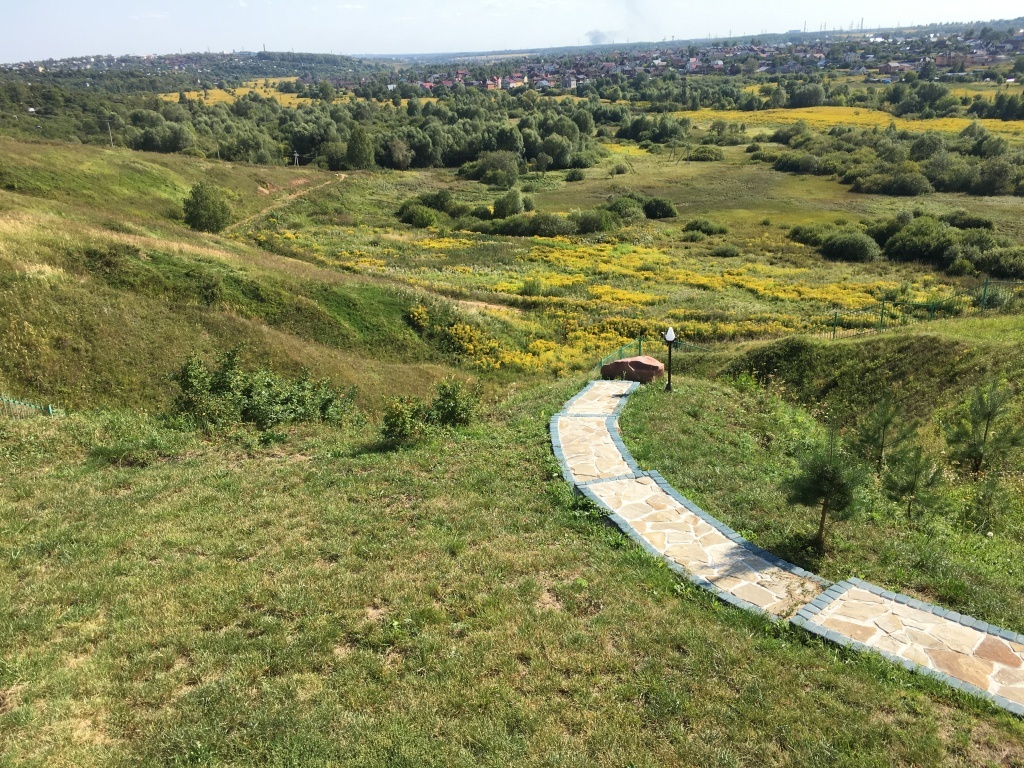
[550, 380, 1024, 717]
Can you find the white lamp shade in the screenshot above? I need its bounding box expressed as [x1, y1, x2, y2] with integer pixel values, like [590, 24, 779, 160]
[664, 326, 676, 342]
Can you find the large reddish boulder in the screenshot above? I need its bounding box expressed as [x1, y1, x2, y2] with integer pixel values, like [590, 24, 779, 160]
[600, 355, 665, 383]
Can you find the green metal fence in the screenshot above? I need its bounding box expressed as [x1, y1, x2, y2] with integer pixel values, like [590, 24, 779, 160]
[815, 278, 1024, 341]
[593, 279, 1024, 369]
[595, 335, 710, 370]
[0, 394, 62, 420]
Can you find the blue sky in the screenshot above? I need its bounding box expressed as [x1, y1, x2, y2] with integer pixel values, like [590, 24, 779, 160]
[4, 0, 1023, 63]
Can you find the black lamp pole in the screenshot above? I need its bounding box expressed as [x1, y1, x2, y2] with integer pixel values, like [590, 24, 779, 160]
[661, 327, 676, 392]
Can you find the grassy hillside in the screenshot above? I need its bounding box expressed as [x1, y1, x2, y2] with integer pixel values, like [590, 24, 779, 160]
[0, 139, 500, 409]
[4, 132, 1024, 765]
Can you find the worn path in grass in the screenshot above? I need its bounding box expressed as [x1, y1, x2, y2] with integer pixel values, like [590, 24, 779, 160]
[225, 174, 345, 233]
[551, 380, 1024, 717]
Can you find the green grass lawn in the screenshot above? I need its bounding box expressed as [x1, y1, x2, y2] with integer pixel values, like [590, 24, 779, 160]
[3, 384, 1024, 766]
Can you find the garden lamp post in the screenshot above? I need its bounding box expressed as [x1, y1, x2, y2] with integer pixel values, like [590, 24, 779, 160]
[661, 326, 676, 392]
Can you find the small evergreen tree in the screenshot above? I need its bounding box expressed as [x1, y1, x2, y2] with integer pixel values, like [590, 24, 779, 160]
[183, 181, 231, 233]
[855, 395, 916, 474]
[884, 445, 942, 519]
[784, 436, 865, 551]
[944, 381, 1024, 476]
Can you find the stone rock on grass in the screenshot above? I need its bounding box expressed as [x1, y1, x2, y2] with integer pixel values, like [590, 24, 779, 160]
[600, 355, 665, 383]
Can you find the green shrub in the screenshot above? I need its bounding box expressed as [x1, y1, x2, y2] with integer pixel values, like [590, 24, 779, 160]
[684, 218, 727, 235]
[679, 230, 707, 242]
[884, 217, 958, 266]
[642, 197, 678, 219]
[745, 143, 762, 153]
[565, 168, 586, 182]
[710, 244, 741, 257]
[819, 229, 882, 262]
[398, 203, 437, 228]
[612, 163, 629, 175]
[570, 208, 621, 233]
[380, 396, 427, 445]
[183, 182, 231, 233]
[425, 378, 477, 427]
[853, 173, 934, 196]
[973, 247, 1024, 279]
[417, 190, 455, 212]
[606, 196, 647, 223]
[690, 145, 724, 162]
[469, 205, 492, 220]
[939, 210, 995, 230]
[172, 347, 354, 432]
[492, 189, 525, 219]
[787, 224, 828, 247]
[379, 379, 478, 445]
[522, 195, 536, 212]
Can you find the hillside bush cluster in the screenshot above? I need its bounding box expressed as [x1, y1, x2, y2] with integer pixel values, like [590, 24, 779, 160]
[757, 121, 1024, 198]
[380, 378, 479, 445]
[172, 347, 355, 432]
[788, 209, 1023, 278]
[395, 189, 675, 238]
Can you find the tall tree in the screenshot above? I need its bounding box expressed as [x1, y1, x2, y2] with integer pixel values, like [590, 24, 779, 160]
[346, 126, 375, 170]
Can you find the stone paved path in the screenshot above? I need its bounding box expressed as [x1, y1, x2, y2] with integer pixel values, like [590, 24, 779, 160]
[551, 380, 1024, 717]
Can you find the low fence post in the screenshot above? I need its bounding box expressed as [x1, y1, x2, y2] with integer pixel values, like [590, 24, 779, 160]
[638, 336, 643, 357]
[879, 300, 886, 332]
[832, 311, 838, 340]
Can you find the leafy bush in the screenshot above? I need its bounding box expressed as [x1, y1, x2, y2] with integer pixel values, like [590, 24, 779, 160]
[380, 396, 427, 445]
[612, 163, 629, 175]
[745, 143, 762, 153]
[398, 203, 437, 228]
[684, 218, 727, 235]
[689, 145, 724, 162]
[642, 197, 678, 219]
[425, 378, 477, 427]
[679, 230, 707, 242]
[774, 152, 820, 174]
[570, 208, 621, 233]
[470, 205, 492, 220]
[606, 196, 647, 223]
[183, 182, 231, 233]
[787, 224, 828, 247]
[565, 168, 586, 182]
[973, 247, 1024, 279]
[939, 210, 995, 230]
[379, 379, 478, 445]
[819, 229, 882, 262]
[884, 216, 958, 266]
[853, 172, 934, 196]
[172, 347, 354, 432]
[492, 189, 525, 219]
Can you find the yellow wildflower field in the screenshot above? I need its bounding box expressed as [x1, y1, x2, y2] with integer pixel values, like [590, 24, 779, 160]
[683, 106, 1024, 136]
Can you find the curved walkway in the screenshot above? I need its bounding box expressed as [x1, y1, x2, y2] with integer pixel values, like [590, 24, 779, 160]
[551, 380, 1024, 717]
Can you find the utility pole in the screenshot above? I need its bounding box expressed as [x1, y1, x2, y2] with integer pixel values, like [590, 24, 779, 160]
[103, 118, 114, 148]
